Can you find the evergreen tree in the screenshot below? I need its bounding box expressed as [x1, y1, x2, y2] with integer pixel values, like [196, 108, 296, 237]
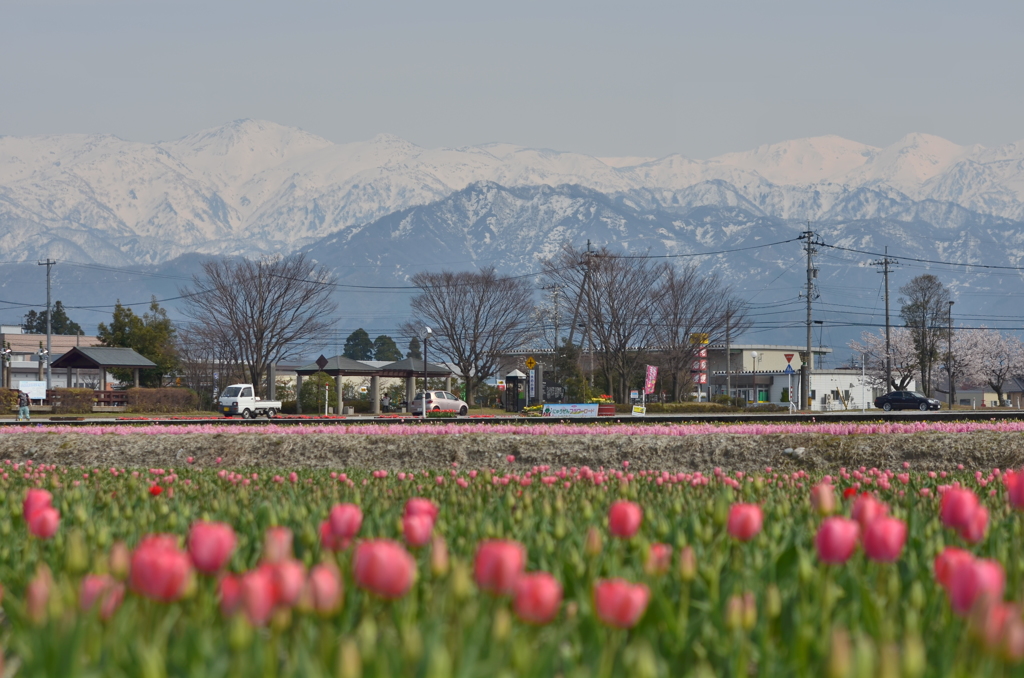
[373, 335, 403, 362]
[343, 329, 375, 361]
[407, 337, 422, 360]
[22, 301, 83, 335]
[97, 298, 178, 387]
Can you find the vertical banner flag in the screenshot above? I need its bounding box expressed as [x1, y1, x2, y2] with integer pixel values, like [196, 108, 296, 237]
[644, 365, 658, 395]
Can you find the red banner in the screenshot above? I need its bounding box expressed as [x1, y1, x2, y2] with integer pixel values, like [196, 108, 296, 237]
[644, 365, 658, 395]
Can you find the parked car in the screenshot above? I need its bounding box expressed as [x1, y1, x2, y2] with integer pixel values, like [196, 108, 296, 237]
[874, 391, 941, 411]
[410, 390, 469, 415]
[219, 384, 282, 419]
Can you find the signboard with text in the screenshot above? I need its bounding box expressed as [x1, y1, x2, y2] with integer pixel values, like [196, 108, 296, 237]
[542, 403, 600, 417]
[632, 405, 646, 416]
[18, 381, 46, 400]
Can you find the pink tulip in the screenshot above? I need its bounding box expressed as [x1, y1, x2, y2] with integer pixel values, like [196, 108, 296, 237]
[1006, 471, 1024, 509]
[815, 517, 860, 564]
[593, 579, 650, 629]
[403, 514, 434, 548]
[862, 517, 907, 563]
[727, 504, 763, 541]
[935, 547, 974, 591]
[187, 521, 236, 575]
[26, 565, 52, 625]
[513, 572, 562, 624]
[353, 539, 416, 599]
[474, 540, 526, 596]
[644, 543, 672, 575]
[219, 574, 243, 617]
[949, 558, 1005, 616]
[109, 541, 131, 581]
[328, 503, 363, 542]
[23, 488, 52, 522]
[810, 483, 836, 516]
[242, 566, 276, 626]
[941, 488, 979, 532]
[608, 501, 642, 538]
[960, 504, 988, 544]
[129, 534, 193, 603]
[80, 574, 124, 620]
[308, 564, 343, 615]
[27, 506, 60, 539]
[271, 560, 306, 607]
[262, 527, 293, 564]
[851, 494, 887, 529]
[404, 497, 439, 521]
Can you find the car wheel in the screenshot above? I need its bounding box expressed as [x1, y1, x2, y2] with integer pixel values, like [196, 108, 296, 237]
[432, 406, 440, 412]
[882, 403, 892, 412]
[266, 408, 277, 418]
[241, 409, 252, 419]
[919, 403, 928, 411]
[459, 405, 468, 415]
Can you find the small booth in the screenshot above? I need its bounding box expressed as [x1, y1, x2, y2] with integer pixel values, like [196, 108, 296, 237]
[505, 369, 526, 412]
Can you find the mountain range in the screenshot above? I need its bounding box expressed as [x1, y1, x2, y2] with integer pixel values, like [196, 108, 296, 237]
[2, 119, 1023, 356]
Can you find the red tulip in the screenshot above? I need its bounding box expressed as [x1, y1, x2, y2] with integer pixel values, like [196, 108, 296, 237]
[979, 602, 1017, 651]
[308, 564, 343, 615]
[403, 514, 434, 548]
[129, 534, 193, 603]
[329, 503, 363, 541]
[862, 517, 907, 563]
[960, 504, 988, 544]
[513, 572, 562, 624]
[219, 574, 243, 617]
[262, 527, 293, 564]
[935, 547, 975, 591]
[727, 504, 763, 541]
[271, 560, 306, 607]
[941, 488, 979, 532]
[1007, 471, 1024, 510]
[608, 501, 643, 538]
[404, 497, 439, 521]
[851, 494, 887, 529]
[188, 521, 237, 575]
[815, 517, 860, 564]
[352, 539, 416, 599]
[242, 566, 276, 626]
[593, 579, 650, 629]
[644, 543, 672, 575]
[950, 558, 1005, 616]
[149, 485, 163, 497]
[810, 483, 837, 516]
[474, 540, 526, 595]
[27, 506, 60, 539]
[23, 488, 52, 522]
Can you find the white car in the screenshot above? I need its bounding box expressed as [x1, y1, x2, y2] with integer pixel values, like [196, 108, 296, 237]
[410, 390, 469, 415]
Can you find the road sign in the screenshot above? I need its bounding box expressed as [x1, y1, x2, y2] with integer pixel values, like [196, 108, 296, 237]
[784, 364, 796, 374]
[525, 356, 537, 370]
[690, 333, 710, 345]
[315, 354, 329, 370]
[784, 353, 794, 363]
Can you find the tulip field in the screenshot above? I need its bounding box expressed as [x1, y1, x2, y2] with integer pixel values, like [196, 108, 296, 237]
[4, 454, 1024, 677]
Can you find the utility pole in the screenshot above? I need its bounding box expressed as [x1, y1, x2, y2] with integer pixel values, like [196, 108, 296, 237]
[870, 248, 898, 392]
[798, 229, 821, 411]
[947, 301, 954, 410]
[38, 259, 56, 391]
[565, 240, 592, 348]
[725, 308, 732, 404]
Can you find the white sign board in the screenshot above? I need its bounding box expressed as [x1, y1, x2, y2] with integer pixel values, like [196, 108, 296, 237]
[542, 403, 600, 418]
[18, 381, 46, 400]
[632, 405, 646, 417]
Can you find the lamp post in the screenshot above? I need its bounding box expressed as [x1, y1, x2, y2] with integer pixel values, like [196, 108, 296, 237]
[422, 327, 432, 420]
[947, 301, 954, 410]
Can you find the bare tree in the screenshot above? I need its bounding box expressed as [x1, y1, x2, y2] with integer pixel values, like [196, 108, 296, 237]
[179, 254, 337, 396]
[970, 329, 1024, 404]
[404, 267, 536, 406]
[655, 265, 745, 401]
[899, 274, 951, 396]
[175, 326, 247, 408]
[849, 327, 920, 391]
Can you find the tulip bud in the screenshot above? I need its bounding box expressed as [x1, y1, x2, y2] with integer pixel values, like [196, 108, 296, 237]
[109, 541, 130, 581]
[357, 618, 378, 662]
[451, 562, 473, 601]
[270, 607, 292, 632]
[431, 535, 449, 578]
[878, 642, 899, 678]
[766, 584, 782, 620]
[828, 628, 852, 678]
[725, 594, 743, 630]
[228, 614, 254, 650]
[811, 483, 837, 516]
[26, 564, 53, 626]
[585, 526, 603, 556]
[427, 647, 453, 678]
[852, 634, 876, 678]
[338, 638, 362, 678]
[902, 634, 926, 678]
[492, 607, 512, 642]
[741, 591, 757, 630]
[679, 546, 697, 582]
[65, 528, 89, 575]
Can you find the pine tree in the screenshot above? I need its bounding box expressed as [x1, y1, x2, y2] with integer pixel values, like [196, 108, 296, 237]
[97, 298, 178, 387]
[407, 337, 422, 360]
[373, 335, 403, 362]
[343, 329, 375, 361]
[22, 301, 83, 335]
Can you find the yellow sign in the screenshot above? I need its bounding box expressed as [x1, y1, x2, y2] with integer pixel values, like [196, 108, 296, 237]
[524, 357, 537, 370]
[689, 333, 710, 345]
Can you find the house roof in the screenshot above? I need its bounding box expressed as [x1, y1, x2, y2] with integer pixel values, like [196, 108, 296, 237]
[294, 355, 382, 376]
[50, 346, 157, 370]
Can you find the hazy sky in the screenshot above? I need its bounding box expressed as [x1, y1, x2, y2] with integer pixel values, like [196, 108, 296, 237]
[2, 0, 1023, 158]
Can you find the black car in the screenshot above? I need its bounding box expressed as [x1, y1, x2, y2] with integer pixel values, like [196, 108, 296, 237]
[874, 391, 942, 411]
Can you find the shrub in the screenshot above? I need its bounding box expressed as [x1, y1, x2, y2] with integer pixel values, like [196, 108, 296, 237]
[126, 388, 199, 413]
[280, 400, 298, 415]
[299, 373, 337, 414]
[645, 402, 739, 414]
[52, 388, 95, 414]
[0, 388, 18, 412]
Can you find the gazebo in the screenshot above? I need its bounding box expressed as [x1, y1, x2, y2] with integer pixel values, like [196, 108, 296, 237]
[376, 358, 454, 413]
[294, 356, 382, 414]
[50, 346, 157, 390]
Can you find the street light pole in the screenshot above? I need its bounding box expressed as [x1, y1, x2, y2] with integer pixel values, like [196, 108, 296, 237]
[947, 301, 954, 410]
[422, 327, 432, 420]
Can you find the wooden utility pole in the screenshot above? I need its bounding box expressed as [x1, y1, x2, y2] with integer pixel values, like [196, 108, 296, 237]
[870, 247, 898, 391]
[799, 229, 820, 410]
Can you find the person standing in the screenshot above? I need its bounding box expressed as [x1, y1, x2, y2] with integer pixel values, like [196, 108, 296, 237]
[17, 390, 30, 422]
[382, 393, 391, 412]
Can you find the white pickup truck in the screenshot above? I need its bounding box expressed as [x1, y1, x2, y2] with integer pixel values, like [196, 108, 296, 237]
[219, 384, 282, 419]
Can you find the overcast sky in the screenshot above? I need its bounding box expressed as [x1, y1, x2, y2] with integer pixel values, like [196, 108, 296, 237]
[2, 0, 1023, 158]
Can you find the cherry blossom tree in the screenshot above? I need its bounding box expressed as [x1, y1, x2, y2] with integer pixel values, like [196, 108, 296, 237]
[848, 327, 919, 391]
[970, 329, 1024, 405]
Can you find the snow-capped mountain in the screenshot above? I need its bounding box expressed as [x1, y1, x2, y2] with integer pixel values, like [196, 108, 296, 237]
[4, 119, 1024, 266]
